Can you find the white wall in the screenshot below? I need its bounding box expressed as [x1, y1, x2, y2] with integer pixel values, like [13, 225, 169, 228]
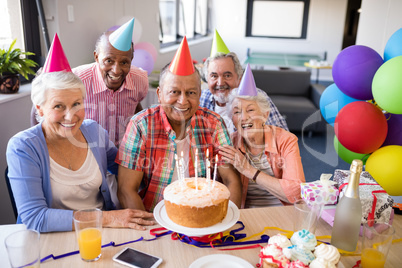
[356, 0, 402, 55]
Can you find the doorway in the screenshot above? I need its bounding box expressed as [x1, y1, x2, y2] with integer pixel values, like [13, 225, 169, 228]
[342, 0, 362, 49]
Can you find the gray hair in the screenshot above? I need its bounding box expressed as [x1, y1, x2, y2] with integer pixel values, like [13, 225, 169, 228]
[203, 52, 243, 81]
[31, 71, 86, 106]
[94, 31, 134, 55]
[227, 89, 271, 118]
[159, 62, 201, 89]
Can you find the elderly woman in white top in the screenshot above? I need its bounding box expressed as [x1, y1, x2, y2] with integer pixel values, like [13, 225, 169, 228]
[6, 71, 154, 232]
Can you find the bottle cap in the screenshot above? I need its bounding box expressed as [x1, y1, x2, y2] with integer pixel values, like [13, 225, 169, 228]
[350, 159, 363, 173]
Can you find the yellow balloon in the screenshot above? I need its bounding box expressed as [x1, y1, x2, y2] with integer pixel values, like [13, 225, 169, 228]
[366, 145, 402, 196]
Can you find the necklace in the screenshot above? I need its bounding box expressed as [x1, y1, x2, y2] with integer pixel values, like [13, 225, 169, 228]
[47, 141, 75, 170]
[245, 144, 265, 164]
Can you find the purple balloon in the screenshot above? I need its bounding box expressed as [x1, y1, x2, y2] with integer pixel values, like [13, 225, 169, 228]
[332, 45, 384, 100]
[132, 49, 154, 76]
[382, 113, 402, 146]
[107, 25, 120, 32]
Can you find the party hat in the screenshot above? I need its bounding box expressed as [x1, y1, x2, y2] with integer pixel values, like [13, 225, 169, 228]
[109, 18, 135, 51]
[42, 33, 72, 73]
[169, 36, 195, 76]
[210, 29, 230, 57]
[238, 64, 258, 96]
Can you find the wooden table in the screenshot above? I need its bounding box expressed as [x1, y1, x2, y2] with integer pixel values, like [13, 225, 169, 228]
[39, 206, 402, 268]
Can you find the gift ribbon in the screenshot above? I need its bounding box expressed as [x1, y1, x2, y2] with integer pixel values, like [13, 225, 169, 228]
[39, 220, 402, 265]
[339, 182, 387, 226]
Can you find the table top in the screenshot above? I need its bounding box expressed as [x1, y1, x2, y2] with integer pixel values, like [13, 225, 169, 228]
[35, 206, 402, 268]
[243, 51, 322, 68]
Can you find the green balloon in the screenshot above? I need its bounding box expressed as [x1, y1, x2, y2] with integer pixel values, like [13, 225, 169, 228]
[372, 55, 402, 114]
[334, 136, 369, 164]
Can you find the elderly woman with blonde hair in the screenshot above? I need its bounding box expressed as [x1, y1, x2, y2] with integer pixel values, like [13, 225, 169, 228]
[219, 66, 305, 208]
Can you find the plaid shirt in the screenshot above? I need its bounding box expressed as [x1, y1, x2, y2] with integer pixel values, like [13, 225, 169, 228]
[73, 63, 148, 146]
[199, 88, 289, 131]
[116, 105, 231, 211]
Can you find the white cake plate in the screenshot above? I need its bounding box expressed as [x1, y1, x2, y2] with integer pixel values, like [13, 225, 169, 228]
[153, 200, 240, 236]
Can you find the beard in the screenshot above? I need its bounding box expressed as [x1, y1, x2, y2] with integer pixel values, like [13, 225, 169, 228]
[213, 85, 231, 105]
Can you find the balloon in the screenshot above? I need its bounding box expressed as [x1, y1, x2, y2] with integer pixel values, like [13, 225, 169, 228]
[366, 145, 402, 196]
[372, 55, 402, 114]
[382, 114, 402, 146]
[320, 83, 359, 126]
[334, 136, 368, 165]
[134, 42, 158, 62]
[107, 25, 120, 32]
[384, 28, 402, 61]
[334, 101, 388, 154]
[332, 45, 383, 100]
[132, 49, 154, 75]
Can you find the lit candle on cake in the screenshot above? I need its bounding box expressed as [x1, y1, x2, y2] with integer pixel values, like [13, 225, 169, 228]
[180, 151, 185, 183]
[206, 149, 210, 182]
[195, 148, 198, 192]
[212, 154, 218, 188]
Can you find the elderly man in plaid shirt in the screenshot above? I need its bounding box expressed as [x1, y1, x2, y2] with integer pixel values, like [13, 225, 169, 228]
[200, 52, 288, 134]
[116, 38, 242, 212]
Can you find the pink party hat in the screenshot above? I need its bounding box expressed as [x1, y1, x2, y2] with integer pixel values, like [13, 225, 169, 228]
[238, 64, 258, 96]
[169, 36, 195, 76]
[210, 29, 230, 57]
[42, 33, 72, 73]
[109, 18, 135, 51]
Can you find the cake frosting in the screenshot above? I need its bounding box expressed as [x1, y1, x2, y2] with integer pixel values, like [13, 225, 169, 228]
[283, 245, 315, 265]
[290, 229, 317, 251]
[313, 244, 340, 265]
[163, 177, 230, 228]
[268, 234, 292, 249]
[287, 260, 309, 268]
[309, 257, 337, 268]
[261, 243, 290, 268]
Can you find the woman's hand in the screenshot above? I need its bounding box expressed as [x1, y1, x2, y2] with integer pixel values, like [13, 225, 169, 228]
[103, 209, 155, 230]
[219, 145, 256, 178]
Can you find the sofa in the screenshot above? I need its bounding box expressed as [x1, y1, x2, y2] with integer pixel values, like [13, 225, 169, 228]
[252, 69, 327, 133]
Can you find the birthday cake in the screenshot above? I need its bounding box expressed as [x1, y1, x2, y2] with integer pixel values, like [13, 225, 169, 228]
[163, 177, 230, 228]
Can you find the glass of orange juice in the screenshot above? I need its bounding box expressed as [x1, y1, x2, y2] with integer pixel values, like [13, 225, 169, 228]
[361, 221, 395, 268]
[73, 208, 103, 262]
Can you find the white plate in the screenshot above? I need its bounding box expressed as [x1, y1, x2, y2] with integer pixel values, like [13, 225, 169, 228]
[189, 254, 254, 268]
[154, 200, 240, 236]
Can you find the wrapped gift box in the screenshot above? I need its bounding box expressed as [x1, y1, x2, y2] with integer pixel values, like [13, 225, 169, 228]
[300, 174, 339, 205]
[331, 169, 394, 224]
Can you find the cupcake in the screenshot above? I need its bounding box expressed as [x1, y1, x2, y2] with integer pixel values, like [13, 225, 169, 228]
[260, 243, 290, 268]
[313, 243, 340, 265]
[290, 229, 317, 251]
[268, 234, 292, 249]
[283, 245, 315, 265]
[309, 257, 337, 268]
[287, 260, 309, 268]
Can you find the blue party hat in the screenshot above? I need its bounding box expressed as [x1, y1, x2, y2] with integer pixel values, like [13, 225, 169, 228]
[238, 64, 258, 96]
[109, 18, 135, 51]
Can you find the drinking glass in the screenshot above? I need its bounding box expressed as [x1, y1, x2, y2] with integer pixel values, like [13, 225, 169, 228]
[73, 208, 103, 262]
[293, 199, 323, 234]
[5, 229, 40, 268]
[361, 221, 395, 268]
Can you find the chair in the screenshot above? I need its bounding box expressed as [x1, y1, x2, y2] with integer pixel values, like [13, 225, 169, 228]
[5, 167, 18, 219]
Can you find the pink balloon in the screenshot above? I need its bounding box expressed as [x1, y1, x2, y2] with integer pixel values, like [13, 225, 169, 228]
[132, 49, 154, 76]
[134, 42, 158, 62]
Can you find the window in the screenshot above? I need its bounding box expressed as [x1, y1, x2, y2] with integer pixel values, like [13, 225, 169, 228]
[246, 0, 310, 39]
[159, 0, 210, 47]
[1, 0, 42, 82]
